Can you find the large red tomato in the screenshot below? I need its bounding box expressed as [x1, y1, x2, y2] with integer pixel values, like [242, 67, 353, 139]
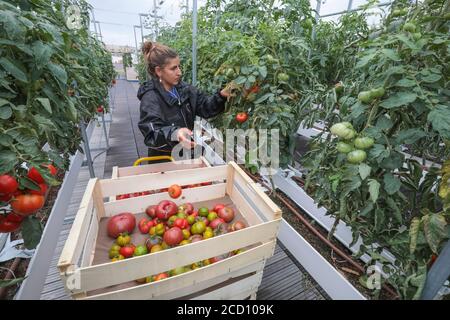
[0, 175, 18, 194]
[163, 227, 184, 246]
[156, 200, 178, 220]
[217, 207, 235, 223]
[11, 194, 45, 216]
[107, 213, 136, 238]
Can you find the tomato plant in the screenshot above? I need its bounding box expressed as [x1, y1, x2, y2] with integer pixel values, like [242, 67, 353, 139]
[302, 0, 450, 299]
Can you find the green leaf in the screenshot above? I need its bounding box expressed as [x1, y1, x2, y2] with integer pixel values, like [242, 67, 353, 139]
[0, 10, 22, 39]
[409, 218, 421, 255]
[422, 213, 447, 253]
[368, 179, 380, 203]
[386, 197, 402, 224]
[36, 98, 52, 114]
[32, 41, 53, 67]
[427, 105, 450, 139]
[0, 57, 28, 82]
[381, 49, 401, 61]
[396, 34, 418, 50]
[21, 216, 43, 249]
[384, 173, 401, 195]
[18, 177, 40, 191]
[421, 73, 441, 83]
[359, 163, 371, 180]
[375, 115, 393, 131]
[395, 129, 427, 144]
[396, 78, 416, 88]
[0, 150, 18, 173]
[369, 144, 389, 162]
[0, 278, 25, 288]
[0, 105, 12, 119]
[255, 93, 273, 104]
[380, 92, 417, 109]
[258, 66, 267, 78]
[350, 102, 368, 119]
[47, 63, 67, 85]
[0, 134, 13, 146]
[356, 52, 377, 68]
[359, 202, 374, 216]
[380, 151, 404, 170]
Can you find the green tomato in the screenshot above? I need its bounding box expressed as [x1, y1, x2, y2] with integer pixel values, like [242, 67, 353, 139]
[403, 22, 416, 33]
[337, 142, 353, 154]
[133, 245, 148, 256]
[343, 128, 356, 140]
[347, 150, 367, 164]
[335, 82, 344, 95]
[358, 91, 374, 104]
[198, 207, 209, 217]
[354, 137, 375, 150]
[412, 32, 421, 41]
[191, 221, 206, 235]
[304, 18, 313, 29]
[370, 87, 385, 99]
[330, 123, 349, 137]
[277, 73, 290, 82]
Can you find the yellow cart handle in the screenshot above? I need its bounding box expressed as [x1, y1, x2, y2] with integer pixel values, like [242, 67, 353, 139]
[133, 156, 173, 166]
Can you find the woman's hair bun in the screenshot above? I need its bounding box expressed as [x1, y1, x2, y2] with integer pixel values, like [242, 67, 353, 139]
[142, 41, 153, 56]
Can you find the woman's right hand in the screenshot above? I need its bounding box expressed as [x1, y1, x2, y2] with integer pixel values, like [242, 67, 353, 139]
[176, 127, 195, 149]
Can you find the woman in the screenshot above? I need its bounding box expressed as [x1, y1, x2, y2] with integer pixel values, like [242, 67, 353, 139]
[137, 42, 230, 161]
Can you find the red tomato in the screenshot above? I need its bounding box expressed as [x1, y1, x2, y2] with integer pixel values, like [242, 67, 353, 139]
[11, 194, 45, 216]
[0, 193, 13, 202]
[236, 112, 248, 123]
[173, 218, 189, 229]
[27, 164, 57, 184]
[0, 175, 18, 194]
[168, 184, 182, 199]
[0, 216, 21, 233]
[6, 213, 25, 223]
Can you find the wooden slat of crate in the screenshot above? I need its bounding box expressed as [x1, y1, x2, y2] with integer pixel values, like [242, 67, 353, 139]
[229, 162, 281, 221]
[103, 182, 227, 217]
[79, 242, 273, 300]
[80, 212, 99, 268]
[58, 179, 97, 270]
[100, 165, 228, 197]
[114, 157, 209, 178]
[192, 271, 264, 300]
[68, 219, 279, 294]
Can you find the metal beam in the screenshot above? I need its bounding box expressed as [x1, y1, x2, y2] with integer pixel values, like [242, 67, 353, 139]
[320, 1, 393, 19]
[192, 0, 198, 86]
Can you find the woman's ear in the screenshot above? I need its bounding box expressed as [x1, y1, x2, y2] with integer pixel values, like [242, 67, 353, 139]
[155, 66, 162, 79]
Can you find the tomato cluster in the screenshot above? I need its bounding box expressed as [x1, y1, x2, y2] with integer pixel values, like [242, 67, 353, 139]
[0, 163, 58, 233]
[106, 197, 247, 284]
[330, 122, 375, 164]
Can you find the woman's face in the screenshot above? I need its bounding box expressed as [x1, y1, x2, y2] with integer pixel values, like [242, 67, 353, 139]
[156, 57, 182, 88]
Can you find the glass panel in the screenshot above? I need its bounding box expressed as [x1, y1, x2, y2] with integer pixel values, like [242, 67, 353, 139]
[318, 0, 350, 16]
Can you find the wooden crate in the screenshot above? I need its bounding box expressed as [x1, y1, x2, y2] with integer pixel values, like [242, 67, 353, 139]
[111, 156, 210, 179]
[57, 162, 282, 300]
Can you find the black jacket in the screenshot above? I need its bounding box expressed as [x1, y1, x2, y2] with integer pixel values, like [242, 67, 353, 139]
[137, 78, 226, 156]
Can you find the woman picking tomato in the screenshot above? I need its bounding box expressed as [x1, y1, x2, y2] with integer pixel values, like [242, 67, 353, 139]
[138, 42, 231, 161]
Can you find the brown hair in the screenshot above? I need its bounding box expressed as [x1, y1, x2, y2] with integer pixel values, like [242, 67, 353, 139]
[142, 41, 178, 78]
